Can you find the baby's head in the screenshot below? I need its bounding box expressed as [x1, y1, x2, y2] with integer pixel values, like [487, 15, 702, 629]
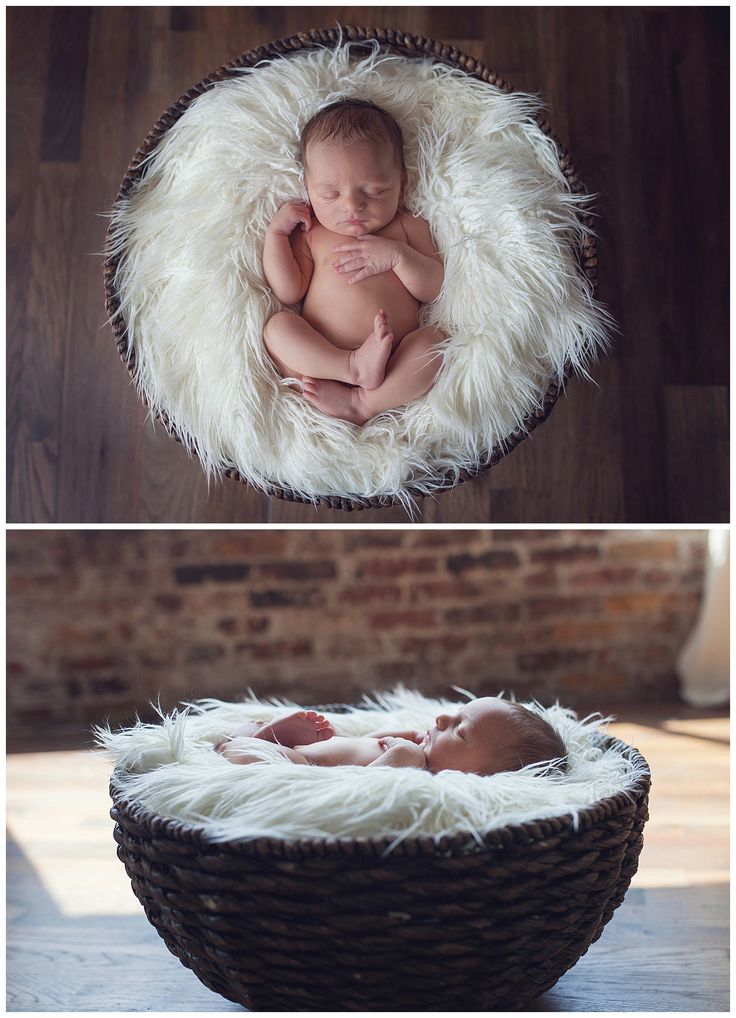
[420, 697, 567, 777]
[300, 98, 406, 237]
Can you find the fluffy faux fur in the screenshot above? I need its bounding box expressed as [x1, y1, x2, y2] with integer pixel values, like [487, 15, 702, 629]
[108, 38, 612, 508]
[95, 689, 646, 853]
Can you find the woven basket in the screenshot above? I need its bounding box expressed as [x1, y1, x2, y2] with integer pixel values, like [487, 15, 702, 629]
[104, 25, 597, 512]
[109, 730, 649, 1011]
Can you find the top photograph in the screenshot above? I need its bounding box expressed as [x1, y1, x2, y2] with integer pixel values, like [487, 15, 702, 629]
[7, 7, 728, 523]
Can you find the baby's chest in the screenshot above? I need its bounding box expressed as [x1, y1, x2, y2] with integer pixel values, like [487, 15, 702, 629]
[308, 221, 405, 272]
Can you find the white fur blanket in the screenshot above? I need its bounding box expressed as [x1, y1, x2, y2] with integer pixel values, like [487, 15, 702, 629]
[107, 39, 611, 508]
[96, 689, 647, 853]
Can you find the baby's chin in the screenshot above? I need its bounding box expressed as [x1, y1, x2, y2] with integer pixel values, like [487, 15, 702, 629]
[331, 220, 377, 237]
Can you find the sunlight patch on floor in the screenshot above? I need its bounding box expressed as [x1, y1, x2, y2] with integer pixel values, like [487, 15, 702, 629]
[7, 751, 141, 918]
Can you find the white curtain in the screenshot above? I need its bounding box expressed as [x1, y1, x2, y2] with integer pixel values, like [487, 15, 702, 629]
[677, 530, 730, 707]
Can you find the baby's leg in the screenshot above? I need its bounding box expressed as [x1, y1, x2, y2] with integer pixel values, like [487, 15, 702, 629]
[302, 324, 446, 425]
[218, 737, 310, 766]
[215, 711, 333, 753]
[263, 310, 393, 390]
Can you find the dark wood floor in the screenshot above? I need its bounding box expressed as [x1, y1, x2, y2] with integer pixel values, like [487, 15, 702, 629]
[7, 705, 729, 1010]
[7, 7, 729, 523]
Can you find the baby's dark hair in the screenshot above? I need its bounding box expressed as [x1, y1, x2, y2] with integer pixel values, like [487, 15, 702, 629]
[300, 98, 405, 171]
[505, 703, 568, 774]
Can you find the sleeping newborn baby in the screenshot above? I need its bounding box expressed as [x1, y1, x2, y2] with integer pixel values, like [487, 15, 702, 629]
[262, 97, 446, 425]
[216, 697, 567, 776]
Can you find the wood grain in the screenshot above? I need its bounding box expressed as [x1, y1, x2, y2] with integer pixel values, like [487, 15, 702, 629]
[6, 7, 729, 523]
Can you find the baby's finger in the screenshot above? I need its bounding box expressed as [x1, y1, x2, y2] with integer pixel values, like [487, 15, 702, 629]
[348, 267, 373, 284]
[335, 258, 365, 273]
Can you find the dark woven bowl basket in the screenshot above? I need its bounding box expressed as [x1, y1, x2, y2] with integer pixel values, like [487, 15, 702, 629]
[110, 729, 649, 1011]
[103, 25, 598, 512]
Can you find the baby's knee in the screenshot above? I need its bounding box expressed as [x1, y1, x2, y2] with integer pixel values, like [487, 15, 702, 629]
[263, 310, 287, 333]
[263, 310, 297, 345]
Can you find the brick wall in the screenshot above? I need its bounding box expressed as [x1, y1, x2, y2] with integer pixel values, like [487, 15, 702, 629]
[6, 530, 707, 744]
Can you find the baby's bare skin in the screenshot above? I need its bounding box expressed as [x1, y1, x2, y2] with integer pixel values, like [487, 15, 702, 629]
[217, 699, 535, 775]
[262, 137, 446, 424]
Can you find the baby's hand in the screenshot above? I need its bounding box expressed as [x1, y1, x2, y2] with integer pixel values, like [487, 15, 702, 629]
[377, 736, 427, 769]
[269, 200, 313, 237]
[332, 235, 404, 284]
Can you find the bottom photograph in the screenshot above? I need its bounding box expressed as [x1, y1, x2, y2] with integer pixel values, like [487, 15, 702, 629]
[6, 528, 729, 1012]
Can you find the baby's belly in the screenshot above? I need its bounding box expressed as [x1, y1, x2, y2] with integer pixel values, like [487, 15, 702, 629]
[296, 736, 383, 767]
[302, 269, 421, 350]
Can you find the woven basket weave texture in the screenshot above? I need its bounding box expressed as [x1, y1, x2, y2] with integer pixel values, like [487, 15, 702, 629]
[103, 26, 598, 512]
[110, 729, 649, 1011]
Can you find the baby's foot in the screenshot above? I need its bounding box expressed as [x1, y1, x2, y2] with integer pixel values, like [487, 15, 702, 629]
[255, 710, 334, 748]
[302, 377, 372, 425]
[350, 309, 393, 390]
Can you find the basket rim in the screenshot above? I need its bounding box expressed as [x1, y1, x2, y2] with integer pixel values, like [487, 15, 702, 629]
[109, 731, 650, 861]
[102, 23, 598, 512]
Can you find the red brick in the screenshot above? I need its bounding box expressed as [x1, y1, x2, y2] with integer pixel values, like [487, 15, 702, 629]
[490, 531, 559, 542]
[526, 596, 601, 618]
[60, 656, 116, 672]
[517, 649, 593, 672]
[185, 645, 225, 663]
[447, 550, 520, 573]
[399, 635, 468, 656]
[369, 610, 439, 630]
[250, 588, 325, 608]
[557, 671, 630, 695]
[550, 620, 620, 643]
[445, 604, 520, 625]
[567, 567, 638, 587]
[258, 560, 337, 581]
[343, 532, 405, 550]
[606, 592, 691, 614]
[339, 585, 403, 605]
[531, 546, 601, 565]
[174, 563, 250, 584]
[236, 639, 312, 660]
[409, 580, 482, 602]
[410, 531, 487, 548]
[608, 540, 679, 561]
[370, 661, 419, 681]
[356, 557, 437, 578]
[89, 676, 130, 695]
[218, 616, 270, 635]
[524, 570, 559, 589]
[213, 534, 289, 556]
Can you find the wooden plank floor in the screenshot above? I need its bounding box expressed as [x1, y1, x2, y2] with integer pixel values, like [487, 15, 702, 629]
[6, 704, 729, 1011]
[7, 7, 728, 523]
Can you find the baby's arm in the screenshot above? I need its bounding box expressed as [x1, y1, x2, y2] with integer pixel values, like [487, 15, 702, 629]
[263, 201, 315, 304]
[367, 737, 428, 769]
[367, 728, 424, 743]
[393, 214, 444, 303]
